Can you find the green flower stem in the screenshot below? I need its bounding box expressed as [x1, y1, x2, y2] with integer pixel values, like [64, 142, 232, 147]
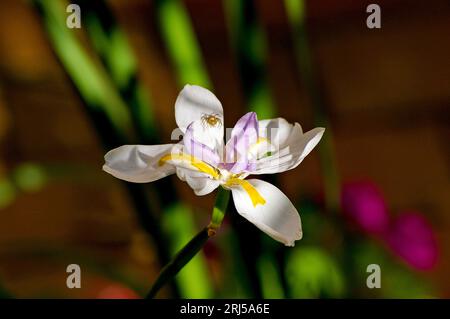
[146, 187, 230, 299]
[146, 227, 209, 299]
[207, 187, 230, 235]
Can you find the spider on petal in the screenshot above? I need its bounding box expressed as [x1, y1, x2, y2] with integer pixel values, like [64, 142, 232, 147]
[201, 113, 222, 129]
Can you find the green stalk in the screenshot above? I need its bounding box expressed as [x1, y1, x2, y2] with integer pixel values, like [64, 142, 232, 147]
[146, 188, 230, 299]
[77, 0, 158, 144]
[224, 0, 276, 119]
[284, 0, 341, 212]
[154, 0, 211, 88]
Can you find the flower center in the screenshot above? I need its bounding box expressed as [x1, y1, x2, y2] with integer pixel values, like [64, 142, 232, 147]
[159, 152, 266, 208]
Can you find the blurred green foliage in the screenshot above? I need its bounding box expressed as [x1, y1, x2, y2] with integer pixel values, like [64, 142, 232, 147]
[36, 0, 135, 143]
[224, 0, 275, 119]
[13, 163, 47, 193]
[258, 253, 285, 298]
[155, 0, 211, 88]
[80, 0, 158, 143]
[284, 0, 341, 212]
[286, 247, 346, 298]
[0, 178, 16, 209]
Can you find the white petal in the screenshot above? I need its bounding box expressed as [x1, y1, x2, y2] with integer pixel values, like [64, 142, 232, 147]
[175, 84, 224, 132]
[248, 118, 296, 164]
[254, 126, 325, 175]
[177, 168, 220, 196]
[103, 144, 175, 183]
[175, 85, 224, 151]
[184, 119, 224, 156]
[259, 117, 294, 148]
[230, 179, 302, 246]
[161, 145, 220, 179]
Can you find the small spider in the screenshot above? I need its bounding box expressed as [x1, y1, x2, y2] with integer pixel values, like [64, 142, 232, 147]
[201, 113, 222, 128]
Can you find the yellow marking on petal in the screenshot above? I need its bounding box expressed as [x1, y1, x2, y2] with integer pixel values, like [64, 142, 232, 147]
[159, 153, 219, 179]
[248, 137, 270, 155]
[226, 178, 266, 207]
[257, 137, 268, 144]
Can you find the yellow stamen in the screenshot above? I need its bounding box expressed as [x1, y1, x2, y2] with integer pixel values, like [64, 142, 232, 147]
[226, 178, 266, 207]
[159, 153, 219, 179]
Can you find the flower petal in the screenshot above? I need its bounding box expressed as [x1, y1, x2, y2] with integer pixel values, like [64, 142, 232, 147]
[230, 179, 302, 246]
[184, 122, 221, 166]
[224, 112, 259, 173]
[177, 168, 220, 196]
[243, 118, 295, 163]
[159, 149, 220, 180]
[254, 125, 325, 175]
[258, 117, 294, 148]
[175, 85, 224, 152]
[175, 84, 224, 128]
[103, 144, 175, 183]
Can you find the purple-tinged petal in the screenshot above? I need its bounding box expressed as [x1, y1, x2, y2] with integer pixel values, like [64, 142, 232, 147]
[184, 123, 220, 166]
[385, 212, 439, 271]
[225, 112, 259, 173]
[232, 112, 259, 134]
[220, 161, 257, 174]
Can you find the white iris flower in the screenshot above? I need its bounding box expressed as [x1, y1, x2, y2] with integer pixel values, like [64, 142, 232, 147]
[103, 85, 324, 246]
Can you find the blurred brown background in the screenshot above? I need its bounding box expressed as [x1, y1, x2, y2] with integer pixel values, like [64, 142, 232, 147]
[0, 0, 449, 297]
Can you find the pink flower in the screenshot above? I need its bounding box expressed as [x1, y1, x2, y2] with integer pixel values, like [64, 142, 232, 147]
[341, 181, 389, 234]
[385, 212, 438, 270]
